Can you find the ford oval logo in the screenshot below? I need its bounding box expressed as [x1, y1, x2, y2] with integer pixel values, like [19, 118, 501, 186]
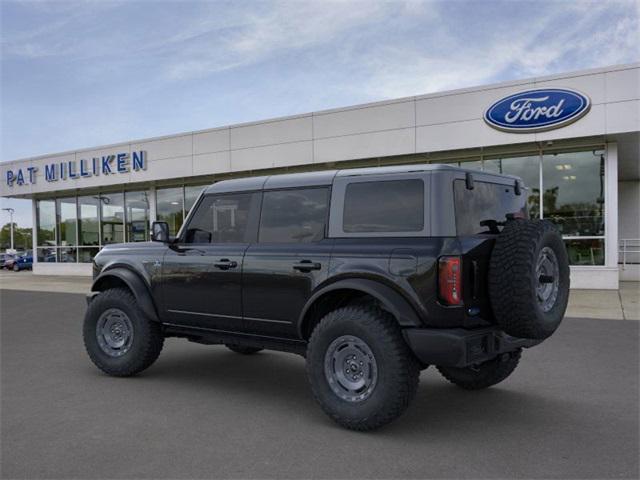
[484, 88, 591, 133]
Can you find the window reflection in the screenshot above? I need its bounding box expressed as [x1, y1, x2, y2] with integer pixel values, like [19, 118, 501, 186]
[542, 151, 605, 237]
[125, 191, 150, 242]
[36, 200, 56, 246]
[56, 197, 77, 246]
[460, 160, 483, 171]
[100, 193, 124, 244]
[78, 196, 100, 246]
[37, 247, 57, 263]
[156, 187, 184, 235]
[78, 247, 100, 263]
[484, 156, 540, 218]
[565, 239, 605, 265]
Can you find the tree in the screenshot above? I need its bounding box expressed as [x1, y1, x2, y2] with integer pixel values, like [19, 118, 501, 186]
[0, 223, 32, 251]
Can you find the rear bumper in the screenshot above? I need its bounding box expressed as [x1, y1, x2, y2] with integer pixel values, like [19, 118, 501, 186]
[403, 327, 541, 368]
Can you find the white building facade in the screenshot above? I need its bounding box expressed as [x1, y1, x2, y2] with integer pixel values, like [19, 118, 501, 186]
[1, 63, 639, 288]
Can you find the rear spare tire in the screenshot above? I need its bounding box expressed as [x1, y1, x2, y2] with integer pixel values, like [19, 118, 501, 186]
[489, 219, 569, 340]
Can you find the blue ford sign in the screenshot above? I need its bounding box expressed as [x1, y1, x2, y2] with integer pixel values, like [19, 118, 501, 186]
[484, 88, 591, 133]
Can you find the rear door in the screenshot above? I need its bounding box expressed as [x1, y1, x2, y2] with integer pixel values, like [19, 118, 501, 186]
[161, 192, 260, 330]
[242, 187, 333, 338]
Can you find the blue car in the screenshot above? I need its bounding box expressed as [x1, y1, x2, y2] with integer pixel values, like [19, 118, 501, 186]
[13, 252, 33, 271]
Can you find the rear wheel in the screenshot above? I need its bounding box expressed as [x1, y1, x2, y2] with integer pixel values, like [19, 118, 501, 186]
[225, 344, 263, 355]
[306, 305, 420, 431]
[83, 288, 164, 376]
[437, 349, 521, 390]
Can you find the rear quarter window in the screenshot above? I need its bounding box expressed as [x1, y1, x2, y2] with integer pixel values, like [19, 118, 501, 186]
[454, 179, 527, 235]
[343, 179, 424, 233]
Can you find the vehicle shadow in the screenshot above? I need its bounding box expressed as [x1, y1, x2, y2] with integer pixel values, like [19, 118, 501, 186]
[119, 343, 575, 436]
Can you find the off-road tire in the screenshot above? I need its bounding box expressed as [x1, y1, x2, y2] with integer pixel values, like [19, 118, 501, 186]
[225, 344, 263, 355]
[306, 305, 420, 431]
[83, 288, 164, 377]
[489, 219, 570, 340]
[436, 349, 521, 390]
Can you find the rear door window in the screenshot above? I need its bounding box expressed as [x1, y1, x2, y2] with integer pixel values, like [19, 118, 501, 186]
[343, 179, 424, 233]
[259, 188, 329, 243]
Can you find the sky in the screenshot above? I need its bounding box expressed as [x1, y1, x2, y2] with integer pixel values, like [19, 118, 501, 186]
[1, 0, 639, 228]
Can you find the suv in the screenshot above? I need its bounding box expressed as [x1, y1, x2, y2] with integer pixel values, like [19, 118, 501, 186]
[84, 164, 569, 430]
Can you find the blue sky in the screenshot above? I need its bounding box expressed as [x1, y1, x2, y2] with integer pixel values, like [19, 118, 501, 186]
[1, 0, 639, 227]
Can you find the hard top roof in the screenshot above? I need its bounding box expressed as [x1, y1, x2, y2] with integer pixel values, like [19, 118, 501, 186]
[204, 163, 520, 194]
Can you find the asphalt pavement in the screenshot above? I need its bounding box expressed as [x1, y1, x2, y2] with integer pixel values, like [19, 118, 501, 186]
[1, 289, 638, 479]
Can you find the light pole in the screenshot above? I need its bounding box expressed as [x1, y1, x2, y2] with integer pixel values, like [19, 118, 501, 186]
[2, 207, 15, 251]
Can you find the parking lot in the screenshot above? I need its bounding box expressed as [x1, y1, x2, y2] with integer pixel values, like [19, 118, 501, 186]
[1, 288, 638, 479]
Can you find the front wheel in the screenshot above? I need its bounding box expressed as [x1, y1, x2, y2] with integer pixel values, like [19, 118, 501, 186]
[83, 288, 164, 377]
[12, 263, 19, 272]
[436, 349, 521, 390]
[306, 305, 420, 431]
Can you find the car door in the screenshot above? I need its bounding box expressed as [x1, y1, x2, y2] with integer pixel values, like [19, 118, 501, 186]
[242, 187, 333, 339]
[161, 191, 260, 331]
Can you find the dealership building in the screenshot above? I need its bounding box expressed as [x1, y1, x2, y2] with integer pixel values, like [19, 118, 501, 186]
[1, 63, 638, 288]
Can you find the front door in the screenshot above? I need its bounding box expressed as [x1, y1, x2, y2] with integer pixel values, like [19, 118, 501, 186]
[242, 187, 332, 338]
[161, 191, 260, 331]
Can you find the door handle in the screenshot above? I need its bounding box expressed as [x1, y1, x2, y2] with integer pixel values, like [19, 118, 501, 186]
[292, 260, 322, 272]
[214, 259, 238, 270]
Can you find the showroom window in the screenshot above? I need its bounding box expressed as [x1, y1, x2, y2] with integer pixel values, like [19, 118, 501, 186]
[36, 200, 56, 263]
[156, 187, 184, 236]
[56, 197, 77, 263]
[125, 190, 150, 242]
[100, 192, 124, 244]
[77, 195, 100, 263]
[484, 155, 541, 219]
[185, 185, 205, 215]
[542, 150, 605, 265]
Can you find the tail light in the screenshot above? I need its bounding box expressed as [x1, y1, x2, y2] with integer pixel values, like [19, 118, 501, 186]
[438, 256, 462, 305]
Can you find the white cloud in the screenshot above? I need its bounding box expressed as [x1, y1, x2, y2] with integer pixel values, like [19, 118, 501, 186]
[352, 1, 639, 100]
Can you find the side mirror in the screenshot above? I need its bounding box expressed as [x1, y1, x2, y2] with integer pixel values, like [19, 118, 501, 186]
[151, 221, 170, 243]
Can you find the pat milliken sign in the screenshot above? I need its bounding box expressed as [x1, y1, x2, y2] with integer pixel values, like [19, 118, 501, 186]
[484, 88, 591, 133]
[5, 151, 147, 187]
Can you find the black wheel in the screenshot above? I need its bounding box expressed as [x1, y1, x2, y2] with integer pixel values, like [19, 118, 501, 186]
[437, 349, 521, 390]
[83, 288, 164, 377]
[225, 344, 263, 355]
[306, 305, 420, 431]
[12, 263, 19, 272]
[489, 219, 570, 340]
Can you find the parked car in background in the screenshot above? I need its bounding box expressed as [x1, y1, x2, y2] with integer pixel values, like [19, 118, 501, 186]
[12, 252, 33, 271]
[2, 253, 17, 270]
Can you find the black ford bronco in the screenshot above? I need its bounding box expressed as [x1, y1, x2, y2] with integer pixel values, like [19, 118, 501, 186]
[84, 164, 570, 430]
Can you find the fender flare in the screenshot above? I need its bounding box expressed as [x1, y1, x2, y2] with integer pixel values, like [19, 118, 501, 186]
[91, 267, 160, 322]
[298, 278, 422, 337]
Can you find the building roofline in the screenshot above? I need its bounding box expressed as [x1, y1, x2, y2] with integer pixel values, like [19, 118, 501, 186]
[3, 62, 638, 165]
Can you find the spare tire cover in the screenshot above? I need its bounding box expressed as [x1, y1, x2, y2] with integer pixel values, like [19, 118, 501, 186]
[489, 219, 570, 340]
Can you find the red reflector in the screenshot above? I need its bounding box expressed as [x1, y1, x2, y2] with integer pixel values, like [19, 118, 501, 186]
[439, 256, 462, 305]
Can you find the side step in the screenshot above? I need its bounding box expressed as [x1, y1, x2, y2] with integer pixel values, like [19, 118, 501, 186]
[162, 323, 307, 356]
